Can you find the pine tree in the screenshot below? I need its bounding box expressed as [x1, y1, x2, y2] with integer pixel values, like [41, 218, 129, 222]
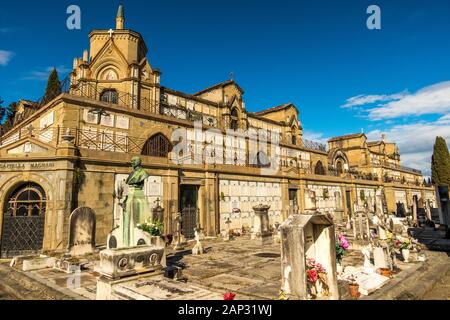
[43, 68, 62, 104]
[431, 136, 450, 186]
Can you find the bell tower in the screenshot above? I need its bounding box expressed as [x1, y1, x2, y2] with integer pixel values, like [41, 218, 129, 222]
[116, 4, 125, 30]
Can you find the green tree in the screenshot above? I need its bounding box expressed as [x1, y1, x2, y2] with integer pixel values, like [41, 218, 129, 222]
[0, 97, 5, 122]
[431, 136, 450, 186]
[43, 68, 62, 104]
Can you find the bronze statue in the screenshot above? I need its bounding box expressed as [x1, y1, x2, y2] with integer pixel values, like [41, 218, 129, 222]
[122, 156, 151, 247]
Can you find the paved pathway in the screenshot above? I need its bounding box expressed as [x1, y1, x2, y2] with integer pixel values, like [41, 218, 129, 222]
[1, 234, 449, 300]
[421, 265, 450, 300]
[0, 261, 73, 300]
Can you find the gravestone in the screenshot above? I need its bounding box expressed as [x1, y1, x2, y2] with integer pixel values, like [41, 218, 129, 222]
[152, 199, 164, 222]
[280, 214, 339, 300]
[430, 208, 440, 224]
[353, 212, 370, 242]
[417, 208, 427, 226]
[251, 204, 273, 245]
[396, 202, 406, 217]
[373, 247, 389, 269]
[68, 207, 96, 256]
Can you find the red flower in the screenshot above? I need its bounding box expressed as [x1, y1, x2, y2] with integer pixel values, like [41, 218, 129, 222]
[223, 293, 236, 301]
[307, 269, 318, 283]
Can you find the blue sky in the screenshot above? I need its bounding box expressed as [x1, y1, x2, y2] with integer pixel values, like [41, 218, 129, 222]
[1, 0, 450, 175]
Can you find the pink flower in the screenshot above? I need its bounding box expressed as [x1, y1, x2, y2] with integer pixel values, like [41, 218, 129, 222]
[307, 269, 319, 283]
[339, 235, 350, 250]
[223, 293, 236, 301]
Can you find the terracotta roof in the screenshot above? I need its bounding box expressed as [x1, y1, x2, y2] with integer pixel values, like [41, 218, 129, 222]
[328, 133, 366, 142]
[194, 80, 244, 96]
[367, 141, 383, 146]
[253, 103, 297, 116]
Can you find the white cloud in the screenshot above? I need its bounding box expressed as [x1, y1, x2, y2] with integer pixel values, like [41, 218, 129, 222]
[0, 28, 12, 34]
[366, 119, 450, 176]
[22, 65, 71, 81]
[302, 130, 329, 145]
[0, 50, 14, 66]
[342, 91, 407, 108]
[343, 81, 450, 120]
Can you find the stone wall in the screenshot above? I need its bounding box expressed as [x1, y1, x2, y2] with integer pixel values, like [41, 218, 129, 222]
[306, 184, 343, 215]
[219, 179, 283, 230]
[76, 168, 115, 246]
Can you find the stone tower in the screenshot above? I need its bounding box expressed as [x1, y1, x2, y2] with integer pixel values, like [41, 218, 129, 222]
[116, 4, 125, 30]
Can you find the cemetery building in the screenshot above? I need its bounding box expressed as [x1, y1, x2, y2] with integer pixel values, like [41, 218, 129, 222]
[0, 5, 436, 257]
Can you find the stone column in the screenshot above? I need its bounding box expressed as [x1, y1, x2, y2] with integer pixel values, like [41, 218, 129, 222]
[412, 197, 418, 222]
[251, 204, 273, 245]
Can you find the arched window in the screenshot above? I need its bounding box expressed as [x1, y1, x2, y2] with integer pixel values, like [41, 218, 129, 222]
[1, 182, 47, 257]
[255, 151, 271, 168]
[142, 133, 173, 158]
[336, 160, 344, 175]
[100, 89, 118, 104]
[230, 108, 239, 131]
[6, 183, 46, 217]
[291, 126, 297, 145]
[314, 161, 326, 175]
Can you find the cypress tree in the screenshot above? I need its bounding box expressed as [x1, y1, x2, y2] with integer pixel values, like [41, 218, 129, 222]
[0, 98, 5, 123]
[431, 136, 450, 186]
[43, 68, 62, 104]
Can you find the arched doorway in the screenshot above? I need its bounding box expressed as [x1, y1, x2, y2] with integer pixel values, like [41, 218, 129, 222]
[1, 182, 47, 258]
[141, 133, 173, 158]
[314, 161, 326, 175]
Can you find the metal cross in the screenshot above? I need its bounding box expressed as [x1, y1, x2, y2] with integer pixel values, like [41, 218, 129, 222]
[27, 124, 35, 137]
[88, 108, 110, 125]
[108, 29, 115, 38]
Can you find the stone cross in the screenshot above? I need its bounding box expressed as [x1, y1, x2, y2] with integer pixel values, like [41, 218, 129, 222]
[173, 212, 185, 251]
[192, 227, 205, 255]
[223, 218, 232, 241]
[108, 29, 115, 38]
[353, 212, 370, 242]
[27, 125, 35, 137]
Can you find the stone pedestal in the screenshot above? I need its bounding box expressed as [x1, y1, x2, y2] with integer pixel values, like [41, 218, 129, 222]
[96, 245, 165, 280]
[251, 204, 273, 245]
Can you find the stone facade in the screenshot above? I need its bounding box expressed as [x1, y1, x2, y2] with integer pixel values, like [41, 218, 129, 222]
[0, 5, 435, 257]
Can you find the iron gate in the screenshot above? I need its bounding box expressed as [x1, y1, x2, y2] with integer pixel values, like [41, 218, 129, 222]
[0, 183, 47, 258]
[181, 206, 197, 240]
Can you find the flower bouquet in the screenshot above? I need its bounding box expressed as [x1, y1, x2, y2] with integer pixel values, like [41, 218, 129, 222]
[336, 234, 350, 265]
[137, 219, 164, 237]
[306, 258, 329, 299]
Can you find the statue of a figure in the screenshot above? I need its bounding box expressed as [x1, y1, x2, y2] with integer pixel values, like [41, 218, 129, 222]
[122, 156, 151, 247]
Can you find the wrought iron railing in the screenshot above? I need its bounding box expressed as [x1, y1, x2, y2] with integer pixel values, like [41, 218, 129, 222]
[384, 162, 422, 175]
[69, 81, 160, 114]
[302, 139, 327, 152]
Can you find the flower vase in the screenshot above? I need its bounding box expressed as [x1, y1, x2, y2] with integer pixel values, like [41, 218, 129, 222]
[402, 249, 410, 263]
[315, 281, 323, 298]
[349, 283, 360, 298]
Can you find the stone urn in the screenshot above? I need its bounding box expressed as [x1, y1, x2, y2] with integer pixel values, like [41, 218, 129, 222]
[401, 249, 410, 263]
